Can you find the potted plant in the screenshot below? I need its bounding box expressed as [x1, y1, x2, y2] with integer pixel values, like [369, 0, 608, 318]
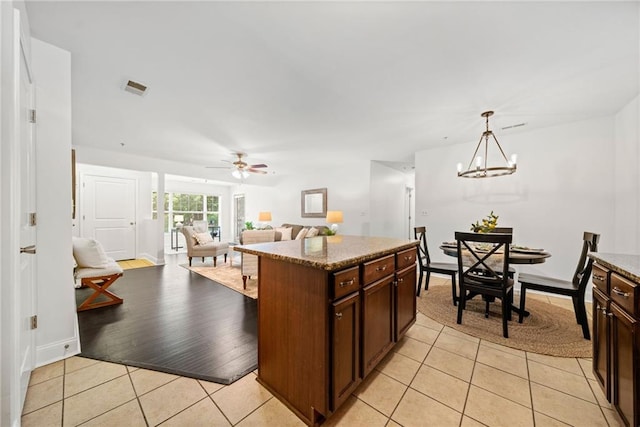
[470, 211, 498, 233]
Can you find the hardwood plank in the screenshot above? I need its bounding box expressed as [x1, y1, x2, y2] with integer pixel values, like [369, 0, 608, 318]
[75, 256, 257, 384]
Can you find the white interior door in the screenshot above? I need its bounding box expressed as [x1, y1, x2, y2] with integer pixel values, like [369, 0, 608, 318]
[81, 174, 136, 260]
[17, 9, 36, 408]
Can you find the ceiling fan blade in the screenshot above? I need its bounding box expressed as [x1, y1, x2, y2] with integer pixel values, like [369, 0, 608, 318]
[248, 168, 268, 174]
[249, 164, 268, 168]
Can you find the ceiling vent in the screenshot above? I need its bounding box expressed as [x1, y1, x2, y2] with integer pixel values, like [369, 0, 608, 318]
[124, 79, 148, 96]
[501, 122, 526, 131]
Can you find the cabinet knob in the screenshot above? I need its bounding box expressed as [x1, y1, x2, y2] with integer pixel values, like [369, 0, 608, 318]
[335, 312, 343, 320]
[612, 287, 630, 298]
[376, 265, 387, 272]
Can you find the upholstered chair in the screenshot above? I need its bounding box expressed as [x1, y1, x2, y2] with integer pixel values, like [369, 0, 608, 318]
[240, 229, 276, 289]
[181, 225, 229, 267]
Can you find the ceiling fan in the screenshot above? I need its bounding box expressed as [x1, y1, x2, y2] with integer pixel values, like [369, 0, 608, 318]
[207, 152, 268, 178]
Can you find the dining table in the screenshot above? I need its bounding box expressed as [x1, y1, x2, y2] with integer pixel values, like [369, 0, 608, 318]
[439, 242, 552, 317]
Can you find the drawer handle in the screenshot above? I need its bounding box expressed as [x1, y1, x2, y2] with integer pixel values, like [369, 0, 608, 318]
[397, 278, 404, 283]
[404, 255, 413, 261]
[335, 312, 343, 320]
[339, 278, 355, 288]
[612, 287, 630, 298]
[593, 274, 605, 281]
[376, 265, 388, 272]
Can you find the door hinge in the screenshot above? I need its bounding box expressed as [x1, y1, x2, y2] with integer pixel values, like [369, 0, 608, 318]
[29, 212, 37, 226]
[29, 109, 36, 123]
[30, 315, 38, 329]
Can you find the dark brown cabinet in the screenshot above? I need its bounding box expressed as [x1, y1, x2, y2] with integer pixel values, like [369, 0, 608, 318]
[591, 261, 640, 427]
[331, 292, 360, 410]
[592, 286, 610, 401]
[255, 242, 418, 426]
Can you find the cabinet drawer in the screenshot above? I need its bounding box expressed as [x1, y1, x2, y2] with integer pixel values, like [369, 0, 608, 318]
[332, 267, 360, 300]
[396, 248, 417, 270]
[592, 264, 609, 294]
[610, 273, 640, 317]
[362, 255, 395, 285]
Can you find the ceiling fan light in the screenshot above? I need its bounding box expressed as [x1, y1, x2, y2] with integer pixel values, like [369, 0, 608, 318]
[232, 169, 242, 179]
[242, 170, 250, 178]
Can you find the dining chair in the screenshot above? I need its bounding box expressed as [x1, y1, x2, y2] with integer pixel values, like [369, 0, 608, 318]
[455, 231, 514, 338]
[414, 226, 459, 305]
[518, 231, 600, 340]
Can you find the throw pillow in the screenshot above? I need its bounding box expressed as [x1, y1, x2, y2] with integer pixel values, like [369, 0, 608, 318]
[193, 232, 214, 245]
[275, 227, 293, 241]
[72, 237, 110, 268]
[306, 227, 319, 238]
[295, 228, 309, 240]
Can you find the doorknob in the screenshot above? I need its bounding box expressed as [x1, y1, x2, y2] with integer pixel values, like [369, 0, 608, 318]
[130, 222, 136, 225]
[20, 245, 36, 254]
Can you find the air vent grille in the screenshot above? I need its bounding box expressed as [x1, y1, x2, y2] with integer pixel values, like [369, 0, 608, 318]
[124, 80, 147, 96]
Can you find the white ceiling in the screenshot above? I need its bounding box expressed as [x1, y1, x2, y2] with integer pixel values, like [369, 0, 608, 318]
[25, 1, 639, 183]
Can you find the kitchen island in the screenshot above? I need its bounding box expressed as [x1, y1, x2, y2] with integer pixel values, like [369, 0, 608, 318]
[235, 235, 419, 426]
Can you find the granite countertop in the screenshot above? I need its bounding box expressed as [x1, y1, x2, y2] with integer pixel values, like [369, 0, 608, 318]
[234, 235, 419, 271]
[588, 253, 640, 283]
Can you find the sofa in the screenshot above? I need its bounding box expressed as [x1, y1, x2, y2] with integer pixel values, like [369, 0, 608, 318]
[240, 223, 330, 243]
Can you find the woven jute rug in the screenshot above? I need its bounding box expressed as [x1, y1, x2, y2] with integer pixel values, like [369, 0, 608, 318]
[417, 282, 592, 357]
[182, 263, 258, 299]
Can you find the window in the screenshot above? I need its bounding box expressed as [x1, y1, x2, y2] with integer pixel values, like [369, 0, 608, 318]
[153, 192, 220, 232]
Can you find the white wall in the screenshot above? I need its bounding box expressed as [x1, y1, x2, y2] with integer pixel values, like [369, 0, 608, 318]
[614, 94, 640, 254]
[230, 160, 373, 237]
[31, 38, 78, 365]
[415, 116, 617, 301]
[370, 161, 414, 239]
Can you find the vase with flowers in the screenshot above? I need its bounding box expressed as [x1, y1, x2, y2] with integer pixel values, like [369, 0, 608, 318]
[471, 211, 499, 233]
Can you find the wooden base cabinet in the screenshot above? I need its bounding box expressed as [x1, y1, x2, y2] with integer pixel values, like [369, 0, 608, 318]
[592, 286, 610, 401]
[610, 303, 639, 427]
[257, 247, 417, 426]
[591, 261, 640, 427]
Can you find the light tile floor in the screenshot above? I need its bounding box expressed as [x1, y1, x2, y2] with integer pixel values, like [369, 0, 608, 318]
[22, 289, 622, 427]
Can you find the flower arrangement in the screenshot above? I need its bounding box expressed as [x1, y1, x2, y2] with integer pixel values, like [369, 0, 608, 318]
[471, 211, 499, 233]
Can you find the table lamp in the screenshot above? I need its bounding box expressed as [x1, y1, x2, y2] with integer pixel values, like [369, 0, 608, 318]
[258, 211, 272, 228]
[174, 214, 184, 228]
[326, 210, 343, 234]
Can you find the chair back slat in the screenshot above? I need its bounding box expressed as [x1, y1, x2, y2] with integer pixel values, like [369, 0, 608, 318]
[573, 231, 600, 290]
[414, 226, 432, 265]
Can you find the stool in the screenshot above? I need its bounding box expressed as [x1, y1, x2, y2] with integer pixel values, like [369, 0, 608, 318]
[75, 260, 124, 311]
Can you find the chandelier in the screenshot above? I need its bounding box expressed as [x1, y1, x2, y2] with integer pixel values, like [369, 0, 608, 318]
[457, 111, 517, 178]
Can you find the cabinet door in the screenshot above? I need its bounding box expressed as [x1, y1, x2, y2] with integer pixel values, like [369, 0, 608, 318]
[395, 265, 417, 340]
[331, 292, 361, 411]
[362, 275, 395, 377]
[592, 287, 610, 401]
[610, 303, 639, 427]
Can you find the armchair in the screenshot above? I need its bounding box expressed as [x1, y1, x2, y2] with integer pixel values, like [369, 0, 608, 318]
[240, 229, 276, 289]
[181, 225, 229, 267]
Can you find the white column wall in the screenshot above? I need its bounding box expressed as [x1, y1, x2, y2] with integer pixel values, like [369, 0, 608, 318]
[31, 38, 78, 366]
[614, 94, 640, 255]
[370, 161, 414, 239]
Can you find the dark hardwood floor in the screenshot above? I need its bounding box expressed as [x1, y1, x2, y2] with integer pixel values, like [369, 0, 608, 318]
[75, 253, 257, 384]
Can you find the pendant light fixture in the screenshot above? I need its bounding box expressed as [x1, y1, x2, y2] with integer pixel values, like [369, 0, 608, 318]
[457, 111, 517, 178]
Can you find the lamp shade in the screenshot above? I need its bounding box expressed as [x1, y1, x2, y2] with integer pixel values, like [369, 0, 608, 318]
[258, 211, 272, 221]
[326, 211, 343, 224]
[174, 215, 184, 223]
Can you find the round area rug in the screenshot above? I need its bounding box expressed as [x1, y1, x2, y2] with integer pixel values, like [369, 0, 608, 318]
[417, 284, 592, 357]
